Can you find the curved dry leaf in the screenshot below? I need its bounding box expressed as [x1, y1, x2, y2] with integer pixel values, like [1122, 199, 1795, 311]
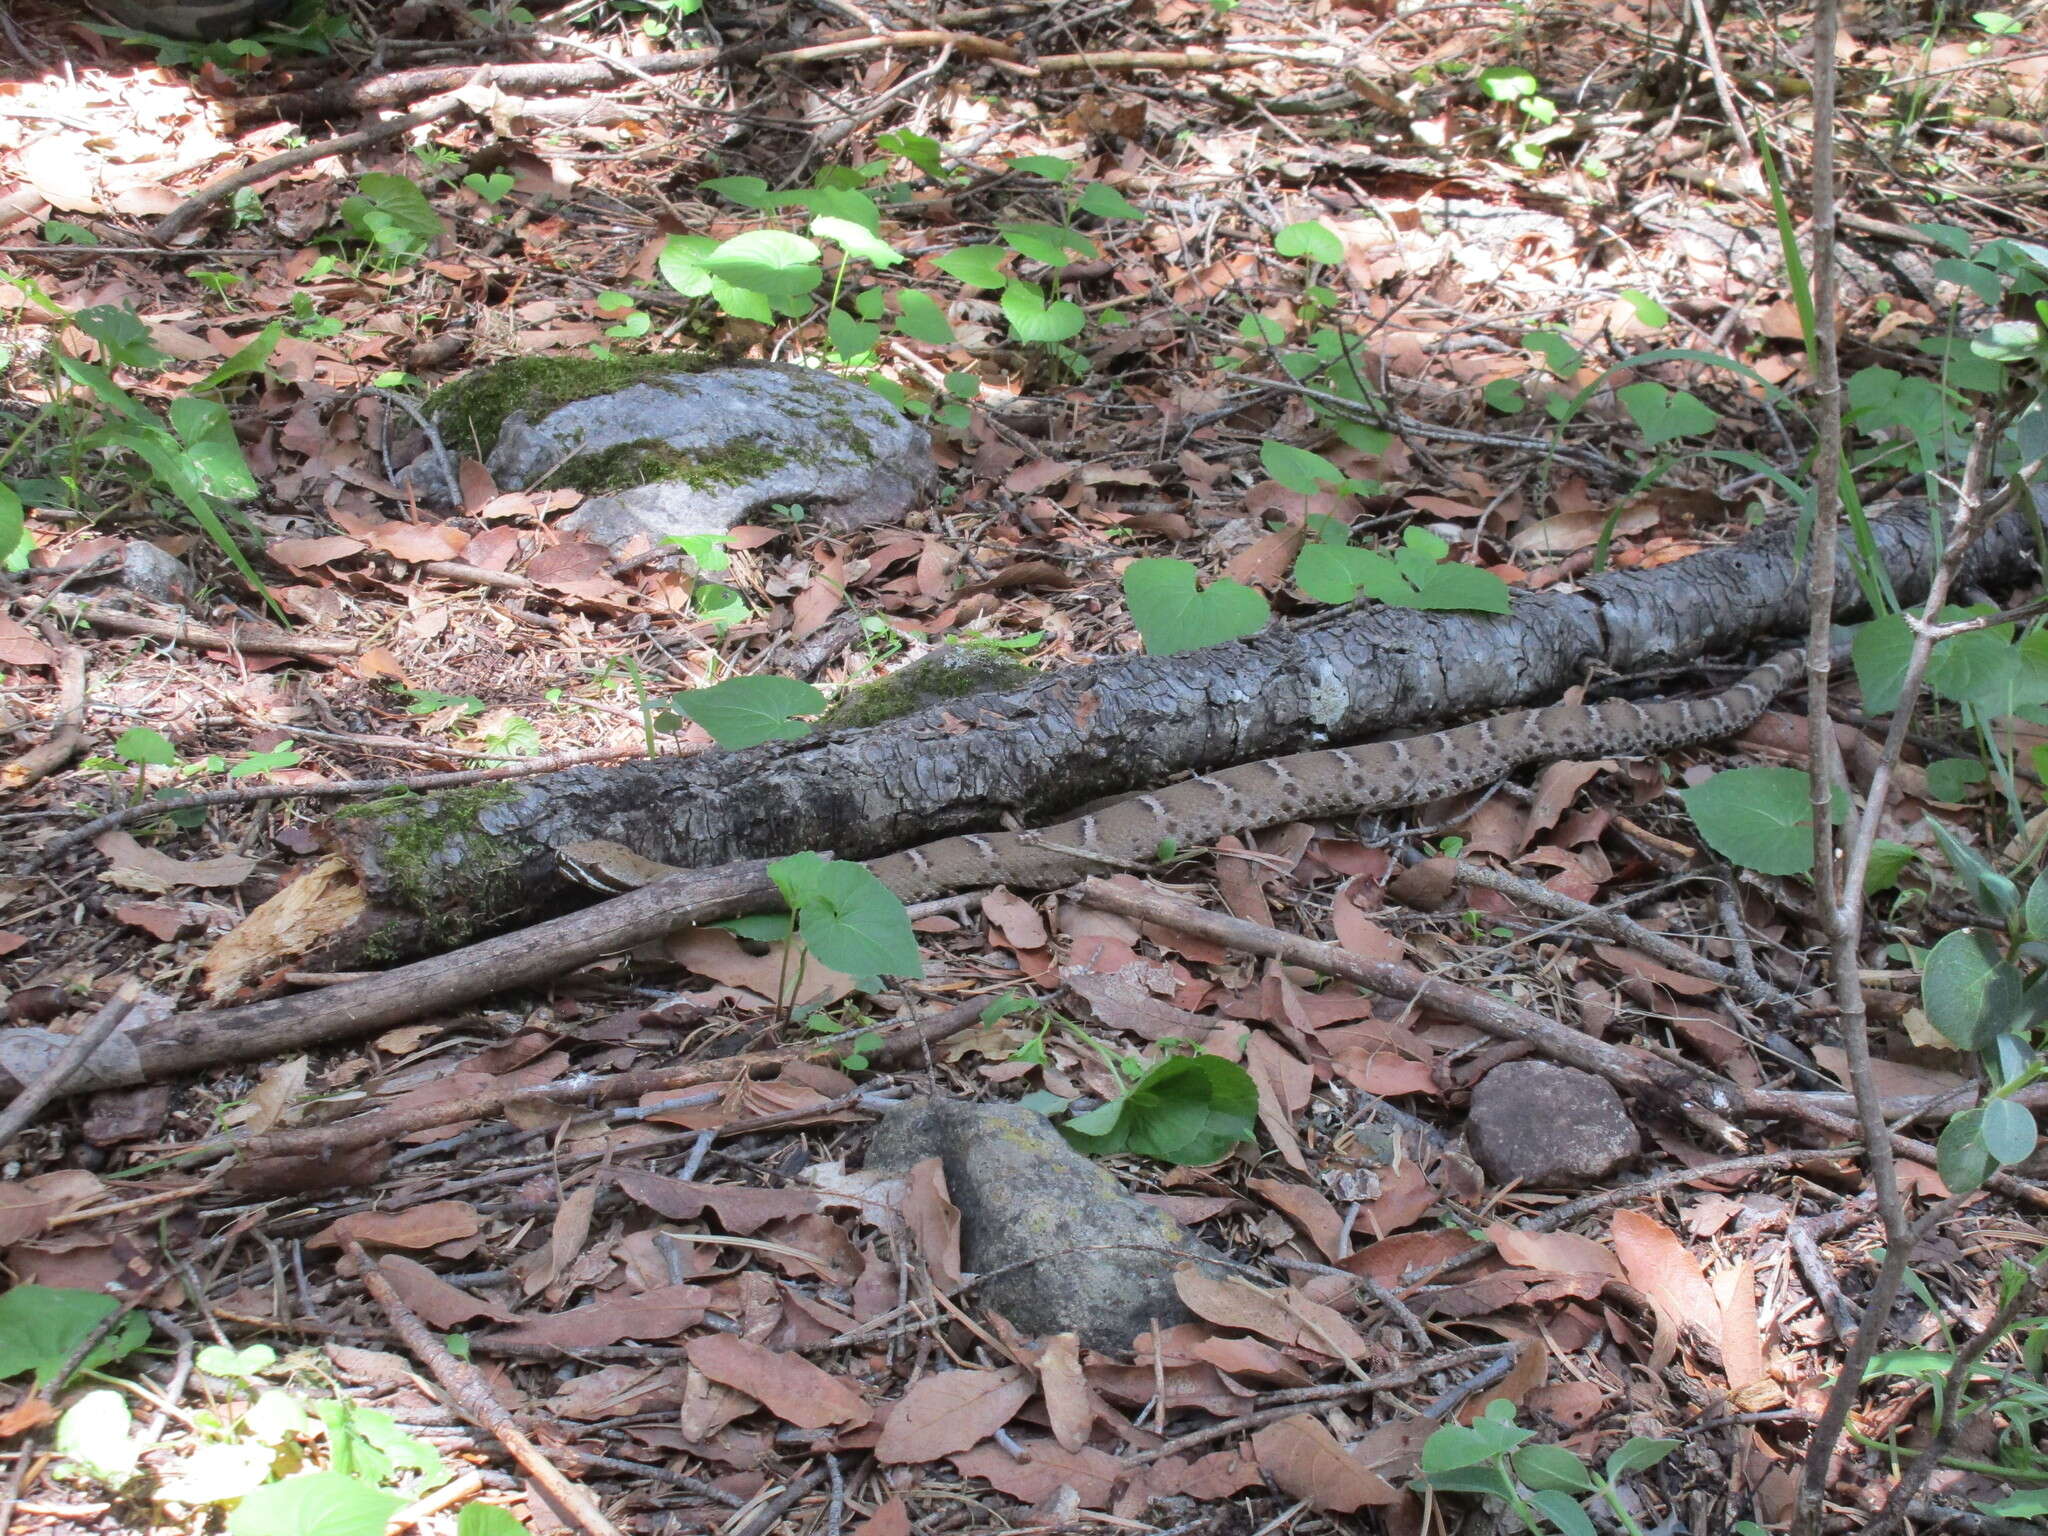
[1174, 1267, 1370, 1360]
[1488, 1223, 1624, 1281]
[377, 1254, 519, 1328]
[1033, 1332, 1092, 1452]
[0, 1169, 104, 1245]
[1611, 1207, 1719, 1370]
[486, 1283, 712, 1349]
[950, 1438, 1122, 1509]
[686, 1334, 868, 1429]
[615, 1169, 820, 1234]
[874, 1366, 1033, 1464]
[1250, 1414, 1399, 1511]
[310, 1200, 481, 1251]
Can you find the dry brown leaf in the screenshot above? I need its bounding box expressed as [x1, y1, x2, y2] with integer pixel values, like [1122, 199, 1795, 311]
[552, 1364, 689, 1421]
[0, 615, 57, 668]
[229, 1056, 308, 1137]
[1718, 1257, 1766, 1394]
[614, 1170, 820, 1234]
[1250, 1414, 1399, 1511]
[854, 1496, 913, 1536]
[309, 1200, 481, 1252]
[663, 927, 856, 1008]
[981, 888, 1049, 950]
[1250, 1178, 1348, 1262]
[950, 1438, 1122, 1509]
[518, 1184, 596, 1299]
[1489, 1223, 1625, 1281]
[94, 831, 256, 891]
[686, 1335, 869, 1429]
[0, 1170, 104, 1245]
[1033, 1332, 1092, 1451]
[874, 1367, 1034, 1463]
[1245, 1032, 1311, 1173]
[377, 1255, 520, 1328]
[488, 1284, 713, 1349]
[1610, 1208, 1719, 1369]
[267, 536, 366, 569]
[1173, 1267, 1370, 1360]
[361, 520, 470, 562]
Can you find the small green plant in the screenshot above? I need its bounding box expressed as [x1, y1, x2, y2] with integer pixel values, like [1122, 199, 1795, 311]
[607, 0, 703, 35]
[991, 997, 1259, 1166]
[462, 170, 516, 205]
[1421, 1401, 1681, 1535]
[333, 173, 445, 270]
[596, 291, 651, 340]
[1294, 523, 1512, 612]
[0, 284, 282, 613]
[1475, 66, 1574, 170]
[91, 0, 353, 72]
[768, 850, 924, 990]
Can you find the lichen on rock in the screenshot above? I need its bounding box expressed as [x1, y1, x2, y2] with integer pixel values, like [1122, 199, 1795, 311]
[403, 353, 934, 549]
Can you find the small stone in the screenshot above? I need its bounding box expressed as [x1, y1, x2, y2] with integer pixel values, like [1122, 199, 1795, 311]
[1465, 1060, 1640, 1190]
[865, 1098, 1225, 1351]
[119, 541, 194, 606]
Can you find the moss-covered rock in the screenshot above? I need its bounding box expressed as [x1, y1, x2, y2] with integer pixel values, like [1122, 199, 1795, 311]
[403, 356, 934, 548]
[427, 352, 719, 462]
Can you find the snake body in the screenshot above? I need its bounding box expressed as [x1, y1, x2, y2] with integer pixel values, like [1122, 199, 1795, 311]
[562, 650, 1803, 901]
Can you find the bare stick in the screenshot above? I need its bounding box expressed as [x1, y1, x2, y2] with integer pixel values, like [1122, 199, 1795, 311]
[1078, 877, 1746, 1144]
[153, 94, 469, 245]
[345, 1238, 625, 1536]
[39, 595, 359, 660]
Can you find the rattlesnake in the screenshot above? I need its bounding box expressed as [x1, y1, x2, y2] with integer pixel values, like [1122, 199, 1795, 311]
[562, 649, 1804, 901]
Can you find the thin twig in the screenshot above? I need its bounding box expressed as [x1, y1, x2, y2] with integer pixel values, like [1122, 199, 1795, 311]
[345, 1238, 626, 1536]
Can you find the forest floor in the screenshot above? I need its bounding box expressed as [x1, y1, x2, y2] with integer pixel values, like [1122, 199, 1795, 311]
[1, 1, 2046, 1534]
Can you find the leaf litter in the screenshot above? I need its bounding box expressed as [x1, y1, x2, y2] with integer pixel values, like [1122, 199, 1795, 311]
[0, 1, 2043, 1532]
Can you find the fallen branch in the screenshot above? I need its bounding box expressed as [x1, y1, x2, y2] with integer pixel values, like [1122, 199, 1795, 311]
[1, 642, 85, 793]
[0, 859, 776, 1099]
[152, 93, 470, 245]
[1077, 878, 1749, 1145]
[309, 503, 2036, 946]
[347, 1238, 625, 1536]
[38, 595, 359, 661]
[228, 993, 982, 1165]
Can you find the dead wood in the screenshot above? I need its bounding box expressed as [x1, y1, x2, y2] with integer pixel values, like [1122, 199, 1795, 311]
[0, 860, 774, 1101]
[317, 502, 2034, 948]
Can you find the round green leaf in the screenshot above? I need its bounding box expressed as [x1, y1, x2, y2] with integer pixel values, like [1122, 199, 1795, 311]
[1979, 1096, 2038, 1166]
[702, 230, 823, 300]
[768, 852, 922, 982]
[1000, 282, 1086, 344]
[1921, 927, 2025, 1050]
[1680, 766, 1830, 876]
[1118, 1055, 1258, 1166]
[1274, 220, 1344, 264]
[934, 244, 1009, 289]
[1936, 1109, 1996, 1194]
[227, 1471, 404, 1536]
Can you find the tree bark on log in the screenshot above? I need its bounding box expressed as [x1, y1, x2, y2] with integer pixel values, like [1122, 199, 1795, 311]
[323, 502, 2032, 948]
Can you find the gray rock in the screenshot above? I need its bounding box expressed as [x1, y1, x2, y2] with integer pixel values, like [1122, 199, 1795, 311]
[119, 541, 194, 606]
[407, 355, 932, 549]
[866, 1098, 1225, 1351]
[1465, 1061, 1640, 1191]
